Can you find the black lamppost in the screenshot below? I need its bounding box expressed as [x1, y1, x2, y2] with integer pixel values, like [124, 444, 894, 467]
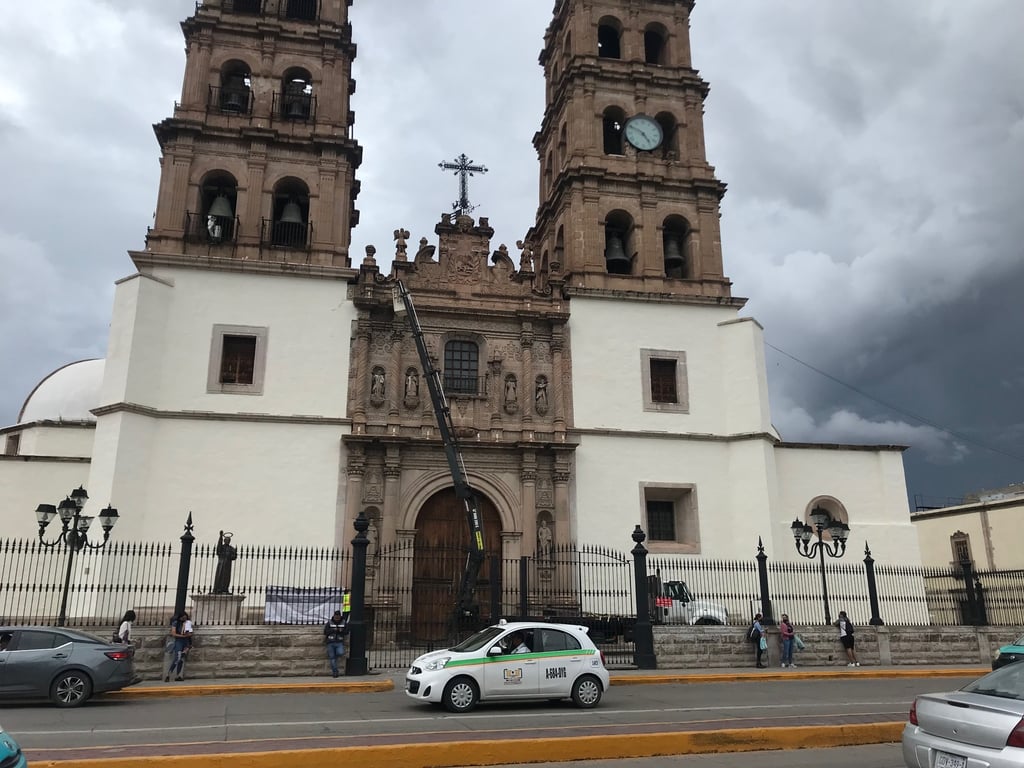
[790, 506, 849, 625]
[35, 486, 121, 627]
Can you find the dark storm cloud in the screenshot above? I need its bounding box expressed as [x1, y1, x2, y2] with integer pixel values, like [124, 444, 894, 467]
[1, 0, 1021, 503]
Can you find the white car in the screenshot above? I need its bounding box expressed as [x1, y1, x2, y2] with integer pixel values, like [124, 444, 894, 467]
[405, 620, 610, 713]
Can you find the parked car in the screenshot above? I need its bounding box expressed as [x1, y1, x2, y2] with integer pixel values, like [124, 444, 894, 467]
[0, 723, 27, 768]
[656, 580, 729, 625]
[405, 620, 610, 713]
[902, 660, 1024, 767]
[993, 632, 1024, 670]
[0, 626, 139, 707]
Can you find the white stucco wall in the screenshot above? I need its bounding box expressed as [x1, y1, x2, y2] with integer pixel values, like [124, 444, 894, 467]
[567, 298, 775, 436]
[0, 458, 91, 539]
[11, 424, 96, 458]
[913, 499, 1024, 570]
[773, 446, 917, 567]
[100, 267, 355, 417]
[86, 410, 349, 545]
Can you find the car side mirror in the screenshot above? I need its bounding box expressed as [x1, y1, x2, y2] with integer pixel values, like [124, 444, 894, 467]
[487, 645, 503, 656]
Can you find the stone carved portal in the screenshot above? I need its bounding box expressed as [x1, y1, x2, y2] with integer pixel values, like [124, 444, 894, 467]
[411, 489, 502, 642]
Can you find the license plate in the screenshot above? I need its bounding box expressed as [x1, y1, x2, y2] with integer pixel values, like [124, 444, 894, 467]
[934, 751, 967, 768]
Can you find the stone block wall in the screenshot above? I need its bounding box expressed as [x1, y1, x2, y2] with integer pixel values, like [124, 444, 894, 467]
[126, 624, 1024, 680]
[653, 624, 1023, 670]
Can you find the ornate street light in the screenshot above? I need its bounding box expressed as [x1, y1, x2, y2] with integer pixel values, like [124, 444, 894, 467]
[35, 486, 121, 626]
[791, 505, 849, 625]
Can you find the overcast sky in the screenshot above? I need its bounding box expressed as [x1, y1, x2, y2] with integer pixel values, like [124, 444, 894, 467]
[1, 0, 1022, 506]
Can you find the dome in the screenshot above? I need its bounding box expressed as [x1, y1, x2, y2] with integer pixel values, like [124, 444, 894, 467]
[18, 359, 105, 425]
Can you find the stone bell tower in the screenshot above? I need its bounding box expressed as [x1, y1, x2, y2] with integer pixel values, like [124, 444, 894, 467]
[528, 0, 734, 301]
[141, 0, 362, 267]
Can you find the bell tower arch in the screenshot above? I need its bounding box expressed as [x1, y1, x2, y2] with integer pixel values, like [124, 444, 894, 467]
[140, 0, 363, 268]
[528, 0, 737, 303]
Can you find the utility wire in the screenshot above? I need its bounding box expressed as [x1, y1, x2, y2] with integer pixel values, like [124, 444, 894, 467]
[765, 342, 1024, 465]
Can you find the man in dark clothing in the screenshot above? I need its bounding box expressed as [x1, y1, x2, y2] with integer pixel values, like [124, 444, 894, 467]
[324, 610, 348, 678]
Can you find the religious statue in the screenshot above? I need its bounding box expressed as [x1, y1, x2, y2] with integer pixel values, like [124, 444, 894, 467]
[535, 376, 549, 409]
[371, 368, 386, 400]
[366, 518, 378, 556]
[394, 228, 410, 261]
[405, 369, 419, 399]
[537, 519, 553, 560]
[504, 375, 517, 404]
[516, 239, 534, 272]
[212, 531, 237, 594]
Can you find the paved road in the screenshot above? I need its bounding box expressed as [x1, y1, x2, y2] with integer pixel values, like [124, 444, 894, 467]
[3, 674, 960, 763]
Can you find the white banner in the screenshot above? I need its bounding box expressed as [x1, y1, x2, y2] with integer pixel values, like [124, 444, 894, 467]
[263, 586, 345, 624]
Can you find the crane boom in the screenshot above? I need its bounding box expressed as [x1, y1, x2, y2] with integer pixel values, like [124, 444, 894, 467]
[392, 280, 485, 623]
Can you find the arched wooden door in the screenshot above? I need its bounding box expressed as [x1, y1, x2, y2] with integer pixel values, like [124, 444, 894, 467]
[411, 489, 503, 643]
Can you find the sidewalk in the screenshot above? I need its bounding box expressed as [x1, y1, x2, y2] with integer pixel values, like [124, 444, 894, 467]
[107, 663, 989, 700]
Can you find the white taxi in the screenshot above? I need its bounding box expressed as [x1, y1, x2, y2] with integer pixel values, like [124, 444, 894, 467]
[405, 620, 610, 713]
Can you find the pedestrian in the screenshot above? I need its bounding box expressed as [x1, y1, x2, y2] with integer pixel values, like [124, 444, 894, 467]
[749, 613, 766, 668]
[165, 611, 194, 682]
[834, 610, 860, 666]
[114, 610, 136, 644]
[323, 609, 348, 678]
[779, 613, 796, 668]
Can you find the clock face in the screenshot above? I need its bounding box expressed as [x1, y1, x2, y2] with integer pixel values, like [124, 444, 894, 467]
[624, 115, 663, 151]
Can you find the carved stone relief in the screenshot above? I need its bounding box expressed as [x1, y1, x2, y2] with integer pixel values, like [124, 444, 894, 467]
[503, 374, 519, 414]
[363, 467, 384, 504]
[535, 375, 550, 416]
[370, 366, 386, 407]
[537, 477, 554, 507]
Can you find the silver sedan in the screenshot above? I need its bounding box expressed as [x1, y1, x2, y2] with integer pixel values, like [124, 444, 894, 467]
[902, 661, 1024, 767]
[0, 626, 139, 707]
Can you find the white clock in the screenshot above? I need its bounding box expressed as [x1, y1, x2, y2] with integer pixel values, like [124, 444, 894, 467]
[623, 115, 663, 151]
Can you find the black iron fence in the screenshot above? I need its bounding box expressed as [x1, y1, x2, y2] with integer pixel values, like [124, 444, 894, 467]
[4, 534, 1024, 670]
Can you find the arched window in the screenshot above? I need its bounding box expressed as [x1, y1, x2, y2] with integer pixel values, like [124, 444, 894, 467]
[267, 178, 310, 249]
[644, 25, 668, 65]
[563, 31, 572, 65]
[655, 111, 680, 157]
[662, 215, 689, 278]
[187, 171, 238, 245]
[280, 68, 315, 122]
[218, 61, 252, 114]
[598, 18, 622, 59]
[554, 227, 565, 270]
[558, 124, 568, 168]
[602, 106, 626, 155]
[444, 340, 479, 395]
[225, 0, 262, 14]
[604, 210, 633, 275]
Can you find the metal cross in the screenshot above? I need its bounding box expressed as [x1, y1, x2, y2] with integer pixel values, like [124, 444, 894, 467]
[439, 153, 488, 217]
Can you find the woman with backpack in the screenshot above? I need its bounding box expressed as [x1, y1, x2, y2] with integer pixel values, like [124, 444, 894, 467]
[835, 610, 860, 666]
[749, 613, 766, 668]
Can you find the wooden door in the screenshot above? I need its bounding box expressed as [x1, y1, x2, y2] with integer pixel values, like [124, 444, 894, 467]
[411, 489, 502, 643]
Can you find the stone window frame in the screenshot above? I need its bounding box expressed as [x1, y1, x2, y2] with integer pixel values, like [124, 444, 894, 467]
[640, 482, 700, 554]
[950, 531, 973, 566]
[641, 349, 689, 413]
[207, 324, 269, 395]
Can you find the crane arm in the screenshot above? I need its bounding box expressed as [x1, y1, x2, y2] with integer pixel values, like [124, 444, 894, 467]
[392, 281, 485, 621]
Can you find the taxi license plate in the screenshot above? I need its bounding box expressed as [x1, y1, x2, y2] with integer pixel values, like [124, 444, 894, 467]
[934, 751, 966, 768]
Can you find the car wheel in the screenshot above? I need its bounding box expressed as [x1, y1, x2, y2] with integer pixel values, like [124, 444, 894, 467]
[571, 674, 602, 708]
[693, 617, 724, 626]
[51, 670, 93, 708]
[442, 676, 479, 713]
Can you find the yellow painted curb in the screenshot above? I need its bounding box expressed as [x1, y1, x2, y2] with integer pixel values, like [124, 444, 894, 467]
[611, 668, 987, 685]
[31, 722, 905, 768]
[106, 679, 394, 699]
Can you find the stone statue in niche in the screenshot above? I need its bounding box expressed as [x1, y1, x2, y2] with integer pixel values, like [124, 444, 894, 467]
[537, 518, 553, 561]
[370, 367, 386, 406]
[404, 368, 420, 409]
[535, 375, 549, 416]
[503, 374, 519, 414]
[366, 517, 379, 556]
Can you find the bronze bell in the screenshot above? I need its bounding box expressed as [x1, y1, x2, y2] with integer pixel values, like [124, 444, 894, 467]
[664, 233, 685, 275]
[605, 232, 630, 273]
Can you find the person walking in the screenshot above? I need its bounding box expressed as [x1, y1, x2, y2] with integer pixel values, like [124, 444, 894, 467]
[779, 613, 796, 667]
[323, 610, 348, 678]
[115, 610, 136, 644]
[165, 611, 194, 682]
[835, 610, 860, 666]
[749, 613, 766, 668]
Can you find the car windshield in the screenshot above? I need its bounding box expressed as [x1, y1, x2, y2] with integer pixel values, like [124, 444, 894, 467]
[1013, 633, 1024, 647]
[664, 581, 693, 602]
[449, 626, 506, 653]
[962, 663, 1024, 701]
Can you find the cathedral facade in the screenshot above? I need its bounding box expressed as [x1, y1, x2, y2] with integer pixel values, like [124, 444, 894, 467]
[0, 0, 920, 573]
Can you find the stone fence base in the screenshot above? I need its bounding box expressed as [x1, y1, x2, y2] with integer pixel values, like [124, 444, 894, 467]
[125, 624, 1022, 680]
[654, 624, 1022, 670]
